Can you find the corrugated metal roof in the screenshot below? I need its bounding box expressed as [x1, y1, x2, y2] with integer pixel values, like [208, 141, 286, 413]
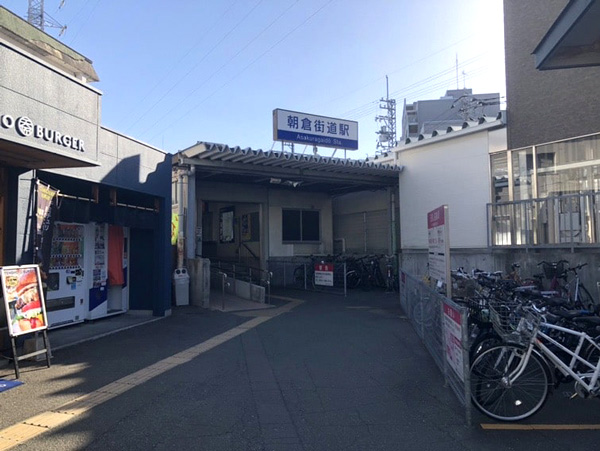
[405, 112, 505, 145]
[181, 142, 402, 174]
[174, 142, 402, 194]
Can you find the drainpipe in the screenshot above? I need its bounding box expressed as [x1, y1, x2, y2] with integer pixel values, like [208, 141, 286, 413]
[186, 165, 196, 260]
[390, 188, 397, 254]
[177, 168, 185, 269]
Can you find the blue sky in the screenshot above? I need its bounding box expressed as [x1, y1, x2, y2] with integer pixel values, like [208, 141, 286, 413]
[3, 0, 506, 159]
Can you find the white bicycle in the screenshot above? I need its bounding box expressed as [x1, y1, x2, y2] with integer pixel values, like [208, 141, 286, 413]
[470, 300, 600, 421]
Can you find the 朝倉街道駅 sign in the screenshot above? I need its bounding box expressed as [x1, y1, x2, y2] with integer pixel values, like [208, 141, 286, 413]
[273, 109, 358, 150]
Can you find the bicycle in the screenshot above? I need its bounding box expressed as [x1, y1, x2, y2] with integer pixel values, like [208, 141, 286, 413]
[558, 263, 597, 312]
[343, 254, 366, 289]
[470, 299, 600, 421]
[293, 256, 317, 289]
[384, 254, 398, 292]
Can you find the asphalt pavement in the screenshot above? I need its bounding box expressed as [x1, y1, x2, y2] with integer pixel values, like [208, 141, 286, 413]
[0, 288, 599, 450]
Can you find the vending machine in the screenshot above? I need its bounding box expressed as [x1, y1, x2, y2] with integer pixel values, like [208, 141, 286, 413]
[86, 222, 108, 320]
[45, 222, 87, 329]
[86, 223, 129, 320]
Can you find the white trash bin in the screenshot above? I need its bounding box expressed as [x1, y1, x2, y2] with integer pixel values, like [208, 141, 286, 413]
[173, 268, 190, 306]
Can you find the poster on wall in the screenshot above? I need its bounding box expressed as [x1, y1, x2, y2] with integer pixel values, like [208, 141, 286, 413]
[220, 207, 235, 243]
[1, 265, 49, 337]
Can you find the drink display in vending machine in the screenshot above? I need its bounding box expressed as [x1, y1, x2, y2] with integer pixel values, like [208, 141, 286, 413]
[45, 222, 87, 328]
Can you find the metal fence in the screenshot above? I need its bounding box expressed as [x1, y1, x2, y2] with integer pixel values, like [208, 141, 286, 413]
[399, 269, 472, 425]
[267, 258, 348, 296]
[488, 191, 600, 248]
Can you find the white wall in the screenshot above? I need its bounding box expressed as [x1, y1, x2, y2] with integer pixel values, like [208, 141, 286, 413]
[332, 190, 389, 214]
[398, 127, 506, 249]
[195, 180, 333, 259]
[268, 190, 332, 257]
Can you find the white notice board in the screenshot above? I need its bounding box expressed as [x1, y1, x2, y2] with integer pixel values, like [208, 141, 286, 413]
[427, 205, 450, 297]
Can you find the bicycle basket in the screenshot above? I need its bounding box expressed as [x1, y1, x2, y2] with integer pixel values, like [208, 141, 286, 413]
[542, 261, 566, 280]
[488, 299, 541, 344]
[461, 295, 490, 324]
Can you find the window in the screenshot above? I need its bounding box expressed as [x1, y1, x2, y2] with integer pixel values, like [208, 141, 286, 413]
[490, 152, 508, 203]
[511, 147, 534, 200]
[282, 209, 320, 242]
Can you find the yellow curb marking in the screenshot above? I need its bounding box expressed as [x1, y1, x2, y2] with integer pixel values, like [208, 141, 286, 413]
[0, 298, 303, 450]
[481, 424, 600, 430]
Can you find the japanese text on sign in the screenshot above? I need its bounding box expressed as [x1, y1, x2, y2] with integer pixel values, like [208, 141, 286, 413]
[443, 302, 464, 381]
[273, 109, 359, 150]
[314, 263, 334, 287]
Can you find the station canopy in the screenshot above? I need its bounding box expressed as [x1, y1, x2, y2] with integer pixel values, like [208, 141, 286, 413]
[174, 142, 403, 195]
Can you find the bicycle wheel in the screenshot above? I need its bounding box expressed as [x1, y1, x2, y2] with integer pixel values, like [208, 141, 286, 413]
[576, 285, 596, 312]
[470, 344, 549, 421]
[293, 266, 306, 289]
[346, 270, 361, 289]
[469, 329, 501, 362]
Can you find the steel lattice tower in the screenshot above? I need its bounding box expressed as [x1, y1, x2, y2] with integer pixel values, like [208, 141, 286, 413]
[375, 76, 397, 153]
[27, 0, 66, 34]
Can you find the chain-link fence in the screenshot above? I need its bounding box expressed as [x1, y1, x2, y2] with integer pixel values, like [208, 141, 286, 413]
[268, 258, 348, 295]
[399, 269, 472, 425]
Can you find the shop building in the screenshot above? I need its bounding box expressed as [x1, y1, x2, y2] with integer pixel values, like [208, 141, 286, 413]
[0, 7, 171, 335]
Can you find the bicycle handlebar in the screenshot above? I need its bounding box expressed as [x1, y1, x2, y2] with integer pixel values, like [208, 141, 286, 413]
[537, 259, 569, 266]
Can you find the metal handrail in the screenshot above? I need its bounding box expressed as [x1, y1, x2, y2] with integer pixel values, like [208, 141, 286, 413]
[210, 260, 272, 304]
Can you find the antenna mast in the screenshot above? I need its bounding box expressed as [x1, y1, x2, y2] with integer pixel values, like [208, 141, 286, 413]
[375, 75, 397, 154]
[27, 0, 67, 35]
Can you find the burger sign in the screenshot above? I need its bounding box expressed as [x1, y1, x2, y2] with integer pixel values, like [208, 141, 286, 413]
[1, 265, 48, 337]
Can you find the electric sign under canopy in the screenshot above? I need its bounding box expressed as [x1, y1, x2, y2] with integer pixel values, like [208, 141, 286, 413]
[273, 109, 358, 150]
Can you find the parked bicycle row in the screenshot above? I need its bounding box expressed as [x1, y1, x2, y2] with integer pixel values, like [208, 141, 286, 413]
[451, 259, 598, 311]
[443, 262, 600, 421]
[292, 253, 398, 291]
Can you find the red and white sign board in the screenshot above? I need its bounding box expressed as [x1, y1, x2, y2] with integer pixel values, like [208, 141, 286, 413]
[443, 302, 464, 381]
[427, 205, 450, 292]
[314, 263, 334, 287]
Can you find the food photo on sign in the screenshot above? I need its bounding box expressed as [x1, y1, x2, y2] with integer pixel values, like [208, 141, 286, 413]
[1, 265, 48, 337]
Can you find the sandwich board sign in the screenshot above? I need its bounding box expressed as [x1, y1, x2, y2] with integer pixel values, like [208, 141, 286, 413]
[1, 265, 51, 378]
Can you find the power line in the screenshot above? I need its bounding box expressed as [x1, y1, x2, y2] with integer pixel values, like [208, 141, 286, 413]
[125, 0, 265, 134]
[145, 0, 333, 144]
[65, 0, 100, 45]
[311, 33, 482, 114]
[340, 54, 489, 121]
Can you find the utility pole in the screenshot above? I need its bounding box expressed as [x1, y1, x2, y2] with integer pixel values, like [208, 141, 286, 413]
[375, 75, 397, 153]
